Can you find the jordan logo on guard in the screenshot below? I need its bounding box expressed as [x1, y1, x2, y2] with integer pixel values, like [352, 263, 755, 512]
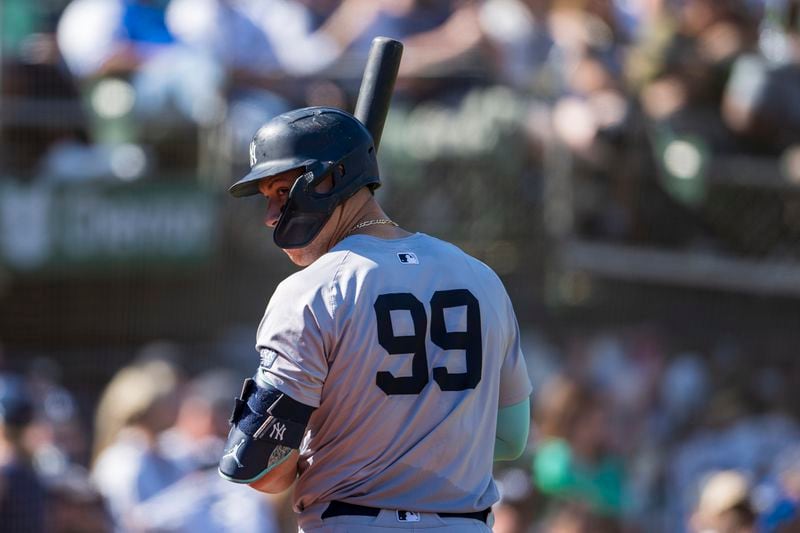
[396, 510, 420, 522]
[397, 252, 418, 264]
[222, 438, 245, 468]
[269, 422, 286, 441]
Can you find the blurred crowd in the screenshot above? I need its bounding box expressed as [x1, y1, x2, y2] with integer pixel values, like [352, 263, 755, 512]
[2, 0, 800, 532]
[2, 0, 799, 252]
[0, 342, 290, 532]
[494, 325, 800, 533]
[4, 327, 800, 533]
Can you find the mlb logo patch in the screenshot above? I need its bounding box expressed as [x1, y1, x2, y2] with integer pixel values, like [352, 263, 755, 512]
[397, 252, 419, 264]
[396, 510, 420, 522]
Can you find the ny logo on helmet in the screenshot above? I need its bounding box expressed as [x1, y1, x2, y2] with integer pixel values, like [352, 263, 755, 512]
[249, 141, 257, 167]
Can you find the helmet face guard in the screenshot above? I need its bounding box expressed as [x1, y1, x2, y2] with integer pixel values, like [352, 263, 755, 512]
[273, 169, 335, 249]
[229, 107, 380, 249]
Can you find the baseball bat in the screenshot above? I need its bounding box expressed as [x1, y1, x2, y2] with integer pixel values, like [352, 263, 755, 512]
[353, 37, 403, 152]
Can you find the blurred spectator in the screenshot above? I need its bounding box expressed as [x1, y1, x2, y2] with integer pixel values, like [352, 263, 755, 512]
[689, 470, 757, 533]
[0, 364, 112, 532]
[761, 447, 800, 532]
[90, 357, 183, 527]
[57, 0, 177, 79]
[658, 352, 711, 437]
[538, 501, 621, 533]
[667, 396, 800, 531]
[157, 369, 236, 473]
[478, 0, 554, 90]
[546, 0, 631, 154]
[123, 368, 281, 532]
[1, 58, 90, 180]
[494, 466, 541, 533]
[126, 468, 280, 533]
[531, 375, 626, 517]
[20, 358, 89, 480]
[171, 0, 468, 82]
[629, 0, 761, 154]
[721, 0, 800, 152]
[0, 373, 47, 533]
[56, 0, 297, 175]
[47, 465, 113, 533]
[347, 0, 484, 82]
[57, 0, 227, 131]
[492, 501, 525, 533]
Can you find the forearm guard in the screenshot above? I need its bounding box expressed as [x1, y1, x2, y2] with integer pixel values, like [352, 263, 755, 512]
[218, 378, 314, 483]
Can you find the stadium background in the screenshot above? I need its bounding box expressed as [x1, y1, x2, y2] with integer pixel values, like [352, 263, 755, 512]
[1, 0, 800, 531]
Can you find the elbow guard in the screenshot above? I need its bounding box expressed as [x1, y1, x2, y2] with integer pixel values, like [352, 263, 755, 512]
[218, 378, 314, 483]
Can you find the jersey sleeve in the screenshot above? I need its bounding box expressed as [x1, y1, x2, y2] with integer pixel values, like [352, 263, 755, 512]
[253, 275, 334, 408]
[498, 294, 533, 407]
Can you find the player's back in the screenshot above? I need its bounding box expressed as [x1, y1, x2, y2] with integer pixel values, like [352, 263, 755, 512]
[255, 233, 530, 520]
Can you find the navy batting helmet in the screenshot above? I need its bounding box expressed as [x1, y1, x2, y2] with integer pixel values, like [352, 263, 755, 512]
[229, 107, 380, 249]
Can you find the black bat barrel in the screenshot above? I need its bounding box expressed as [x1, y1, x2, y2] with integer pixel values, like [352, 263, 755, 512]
[354, 37, 404, 152]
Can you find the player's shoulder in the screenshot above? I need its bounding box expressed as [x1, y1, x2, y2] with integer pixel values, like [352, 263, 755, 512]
[336, 232, 506, 285]
[273, 248, 353, 298]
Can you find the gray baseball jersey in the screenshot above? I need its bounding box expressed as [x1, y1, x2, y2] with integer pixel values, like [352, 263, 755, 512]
[254, 232, 532, 518]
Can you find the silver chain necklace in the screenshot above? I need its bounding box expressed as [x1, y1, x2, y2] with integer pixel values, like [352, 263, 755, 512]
[348, 218, 398, 235]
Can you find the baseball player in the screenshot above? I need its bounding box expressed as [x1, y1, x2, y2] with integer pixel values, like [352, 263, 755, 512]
[218, 106, 532, 532]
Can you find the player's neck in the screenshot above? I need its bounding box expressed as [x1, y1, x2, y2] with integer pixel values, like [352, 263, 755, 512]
[289, 193, 412, 267]
[331, 194, 410, 245]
